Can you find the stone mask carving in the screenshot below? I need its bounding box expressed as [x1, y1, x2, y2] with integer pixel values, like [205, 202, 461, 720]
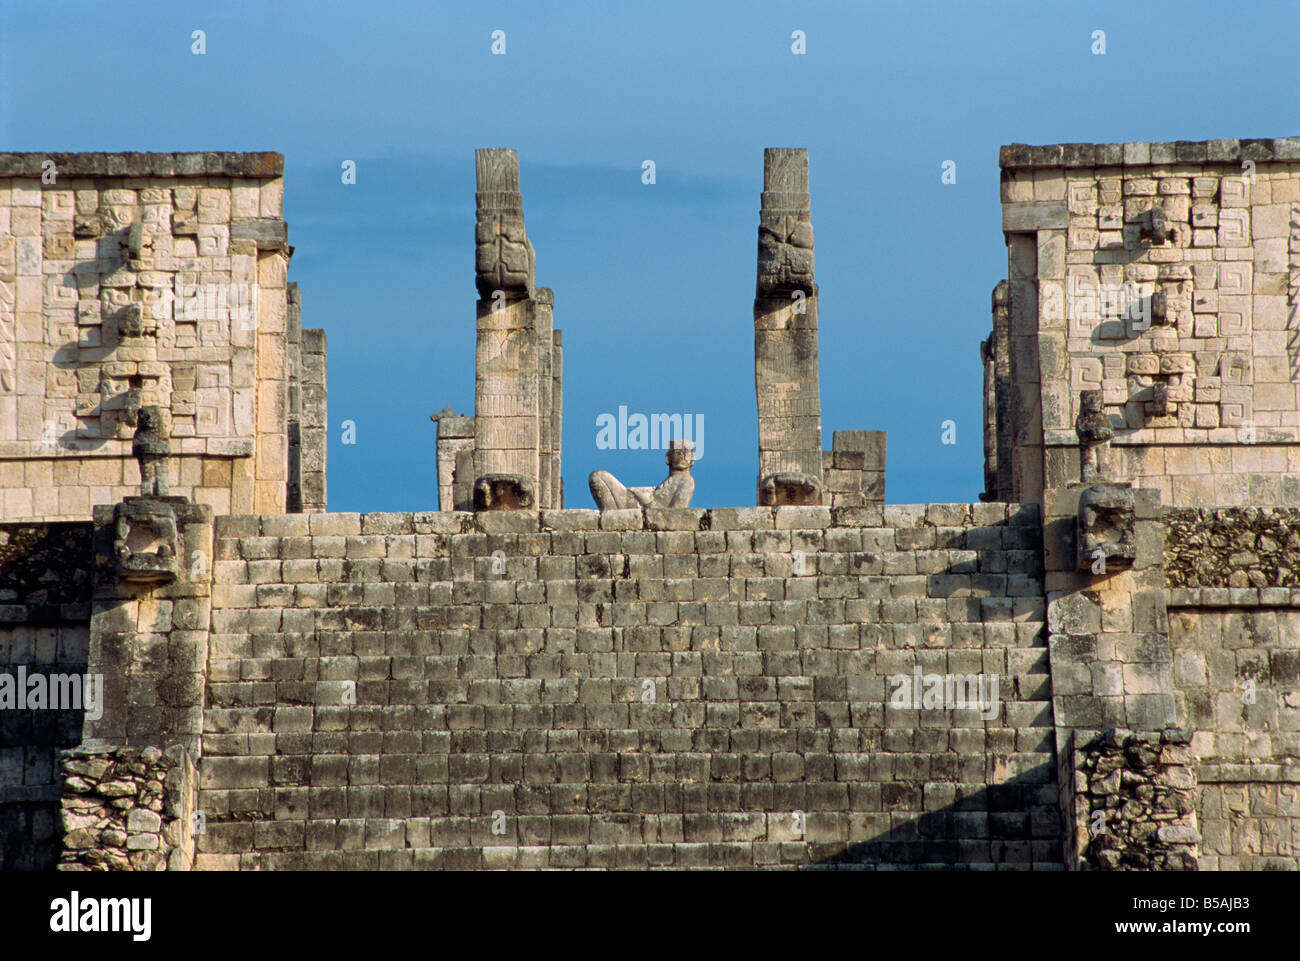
[1077, 483, 1136, 572]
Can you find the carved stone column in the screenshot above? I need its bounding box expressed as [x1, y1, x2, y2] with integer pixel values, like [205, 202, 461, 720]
[473, 149, 540, 505]
[754, 148, 823, 505]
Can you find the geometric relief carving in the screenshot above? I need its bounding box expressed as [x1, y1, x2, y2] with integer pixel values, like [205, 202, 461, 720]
[1289, 203, 1300, 379]
[1219, 176, 1248, 208]
[1219, 310, 1249, 339]
[194, 381, 231, 434]
[1067, 180, 1097, 216]
[0, 269, 13, 391]
[1066, 271, 1099, 335]
[1219, 386, 1251, 427]
[1217, 352, 1253, 427]
[1071, 355, 1104, 393]
[1218, 261, 1252, 296]
[1217, 208, 1249, 248]
[6, 176, 262, 461]
[1218, 352, 1252, 385]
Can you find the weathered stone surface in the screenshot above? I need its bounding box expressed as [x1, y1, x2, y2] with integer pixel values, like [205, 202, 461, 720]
[756, 148, 814, 294]
[462, 150, 563, 509]
[4, 138, 1298, 876]
[473, 473, 534, 511]
[1073, 728, 1199, 871]
[1166, 508, 1300, 588]
[229, 218, 288, 251]
[70, 504, 1063, 871]
[53, 746, 198, 872]
[757, 471, 820, 507]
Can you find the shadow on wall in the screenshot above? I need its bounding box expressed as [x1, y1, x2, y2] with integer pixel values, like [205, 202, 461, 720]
[806, 767, 1060, 869]
[0, 523, 94, 870]
[0, 694, 85, 871]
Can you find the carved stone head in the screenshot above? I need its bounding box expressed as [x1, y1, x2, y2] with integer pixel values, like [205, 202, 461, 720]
[113, 498, 180, 584]
[756, 148, 814, 295]
[474, 473, 535, 511]
[666, 439, 695, 473]
[1077, 483, 1136, 572]
[133, 405, 170, 455]
[137, 405, 163, 436]
[758, 471, 821, 507]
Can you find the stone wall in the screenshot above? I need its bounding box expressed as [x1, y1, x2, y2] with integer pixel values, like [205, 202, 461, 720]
[0, 152, 310, 522]
[84, 502, 214, 758]
[1166, 605, 1300, 868]
[188, 503, 1057, 869]
[1068, 727, 1199, 870]
[0, 521, 93, 869]
[9, 140, 1300, 874]
[433, 411, 475, 512]
[1166, 506, 1300, 589]
[823, 430, 885, 508]
[58, 744, 198, 871]
[989, 138, 1300, 507]
[1161, 507, 1300, 867]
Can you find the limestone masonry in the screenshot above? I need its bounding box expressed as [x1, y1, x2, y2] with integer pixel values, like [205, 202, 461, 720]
[1, 140, 1298, 870]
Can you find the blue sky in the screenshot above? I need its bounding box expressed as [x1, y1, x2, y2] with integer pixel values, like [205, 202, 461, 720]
[3, 1, 1297, 510]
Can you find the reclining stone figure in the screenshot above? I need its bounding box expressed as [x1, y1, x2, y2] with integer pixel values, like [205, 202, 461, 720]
[589, 440, 695, 510]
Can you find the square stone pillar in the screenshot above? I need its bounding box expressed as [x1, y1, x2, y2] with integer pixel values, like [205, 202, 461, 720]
[433, 410, 475, 512]
[286, 282, 303, 512]
[299, 328, 327, 512]
[535, 288, 554, 509]
[552, 329, 563, 508]
[822, 430, 885, 506]
[85, 496, 214, 757]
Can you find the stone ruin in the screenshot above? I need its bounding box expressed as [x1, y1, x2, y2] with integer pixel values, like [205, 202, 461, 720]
[1, 139, 1299, 872]
[433, 147, 886, 515]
